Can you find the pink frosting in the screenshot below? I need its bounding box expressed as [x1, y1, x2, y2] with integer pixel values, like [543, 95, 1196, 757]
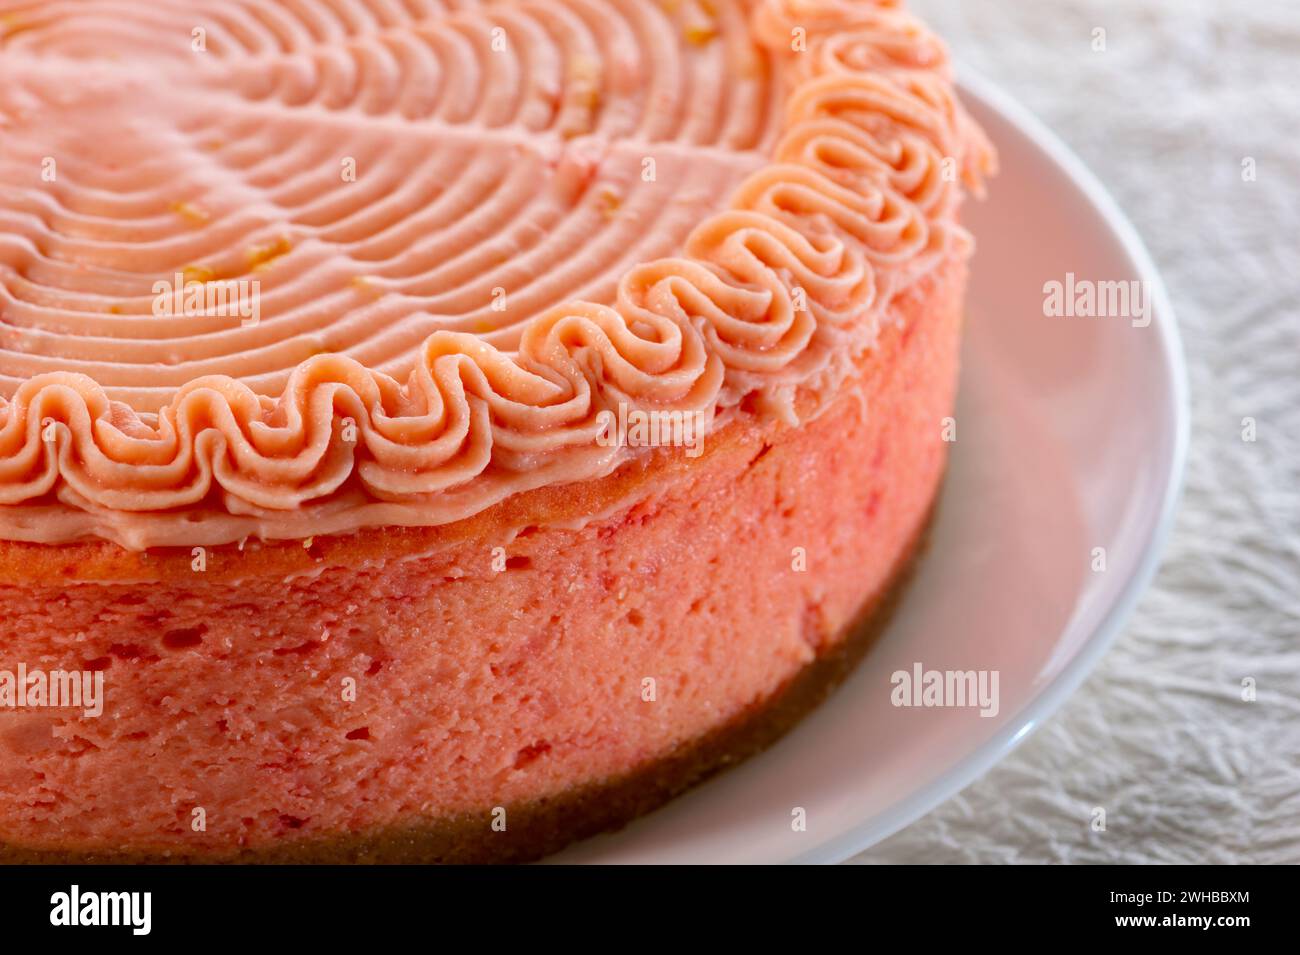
[0, 0, 993, 548]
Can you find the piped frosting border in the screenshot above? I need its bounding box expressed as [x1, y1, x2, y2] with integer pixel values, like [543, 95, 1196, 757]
[0, 0, 994, 549]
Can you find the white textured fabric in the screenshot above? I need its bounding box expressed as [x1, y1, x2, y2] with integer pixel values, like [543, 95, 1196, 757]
[854, 0, 1300, 865]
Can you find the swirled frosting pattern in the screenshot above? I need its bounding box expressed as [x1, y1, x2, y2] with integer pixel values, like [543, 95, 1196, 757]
[0, 0, 993, 548]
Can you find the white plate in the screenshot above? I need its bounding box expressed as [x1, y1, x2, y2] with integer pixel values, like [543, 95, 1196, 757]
[551, 72, 1189, 865]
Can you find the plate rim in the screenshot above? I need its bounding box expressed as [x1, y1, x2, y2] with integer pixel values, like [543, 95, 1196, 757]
[788, 67, 1192, 865]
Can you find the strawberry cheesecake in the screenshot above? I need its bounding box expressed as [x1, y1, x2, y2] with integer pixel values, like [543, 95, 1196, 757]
[0, 0, 993, 862]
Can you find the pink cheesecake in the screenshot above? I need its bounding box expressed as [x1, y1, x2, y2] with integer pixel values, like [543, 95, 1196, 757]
[0, 0, 992, 862]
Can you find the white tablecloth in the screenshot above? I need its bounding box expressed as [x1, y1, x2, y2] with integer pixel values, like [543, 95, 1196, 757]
[855, 0, 1300, 865]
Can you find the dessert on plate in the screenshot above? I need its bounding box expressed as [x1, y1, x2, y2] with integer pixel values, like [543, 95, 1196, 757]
[0, 0, 992, 862]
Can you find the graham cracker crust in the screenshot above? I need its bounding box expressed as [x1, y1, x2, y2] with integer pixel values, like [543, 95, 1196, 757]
[1, 500, 937, 865]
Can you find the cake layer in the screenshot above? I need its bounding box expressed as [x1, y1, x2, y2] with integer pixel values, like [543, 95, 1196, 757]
[0, 252, 964, 860]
